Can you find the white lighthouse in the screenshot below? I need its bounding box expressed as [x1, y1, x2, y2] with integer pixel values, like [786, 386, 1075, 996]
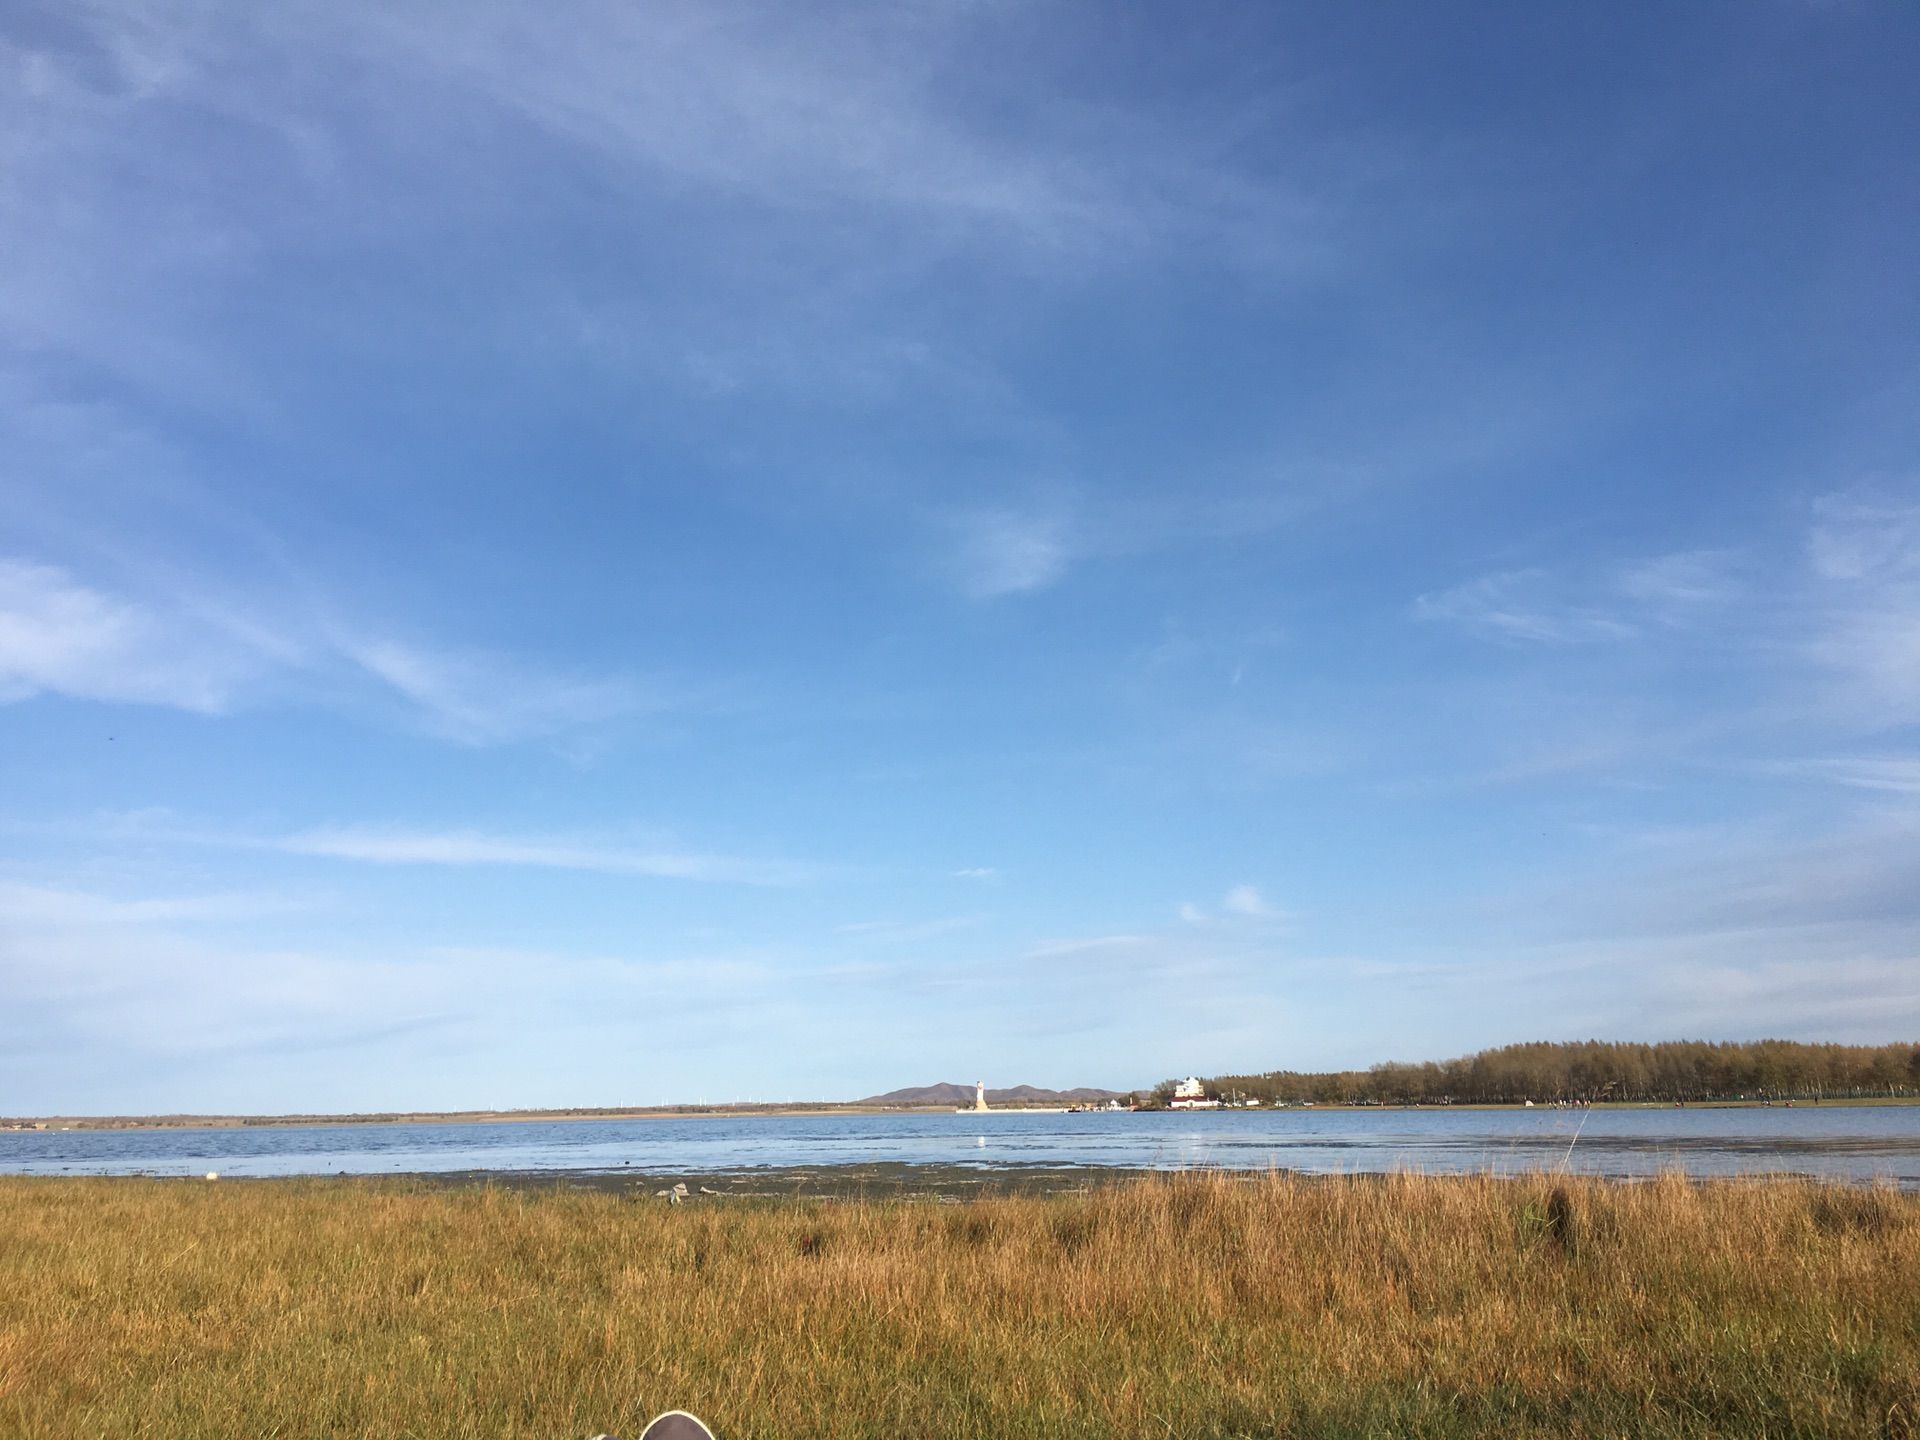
[974, 1080, 990, 1112]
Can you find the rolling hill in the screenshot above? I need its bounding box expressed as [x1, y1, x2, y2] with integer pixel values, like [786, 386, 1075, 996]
[857, 1082, 1129, 1107]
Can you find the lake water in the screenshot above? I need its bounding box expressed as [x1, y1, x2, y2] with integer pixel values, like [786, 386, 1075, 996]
[5, 1105, 1919, 1185]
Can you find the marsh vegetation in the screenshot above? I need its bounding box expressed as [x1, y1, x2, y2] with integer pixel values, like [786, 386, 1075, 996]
[2, 1172, 1915, 1437]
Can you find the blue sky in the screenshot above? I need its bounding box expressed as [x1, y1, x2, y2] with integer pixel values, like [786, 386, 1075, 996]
[3, 2, 1918, 1113]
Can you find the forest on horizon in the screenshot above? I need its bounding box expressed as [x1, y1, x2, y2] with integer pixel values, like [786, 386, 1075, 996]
[1184, 1039, 1920, 1106]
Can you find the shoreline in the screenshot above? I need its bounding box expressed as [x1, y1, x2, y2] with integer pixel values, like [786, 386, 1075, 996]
[18, 1159, 1920, 1197]
[7, 1093, 1917, 1133]
[0, 1104, 900, 1133]
[338, 1161, 1167, 1200]
[3, 1162, 1194, 1201]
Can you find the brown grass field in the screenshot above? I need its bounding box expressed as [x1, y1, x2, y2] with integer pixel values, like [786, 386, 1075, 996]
[2, 1171, 1916, 1438]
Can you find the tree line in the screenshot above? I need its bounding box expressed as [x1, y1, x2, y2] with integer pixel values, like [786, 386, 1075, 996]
[1168, 1040, 1920, 1106]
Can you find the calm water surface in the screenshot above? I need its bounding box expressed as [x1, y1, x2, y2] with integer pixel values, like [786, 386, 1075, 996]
[5, 1106, 1918, 1184]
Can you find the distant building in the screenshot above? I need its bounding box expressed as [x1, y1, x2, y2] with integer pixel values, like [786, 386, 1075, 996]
[1170, 1076, 1221, 1110]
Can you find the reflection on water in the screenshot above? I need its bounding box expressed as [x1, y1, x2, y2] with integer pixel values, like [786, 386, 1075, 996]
[4, 1106, 1918, 1185]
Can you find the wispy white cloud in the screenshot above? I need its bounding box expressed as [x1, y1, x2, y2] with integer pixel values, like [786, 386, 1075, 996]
[1403, 497, 1920, 805]
[1223, 883, 1271, 918]
[4, 874, 1261, 1110]
[1801, 487, 1920, 719]
[943, 507, 1071, 598]
[1415, 551, 1744, 646]
[1765, 755, 1920, 795]
[1250, 805, 1920, 1047]
[1349, 931, 1920, 1047]
[1024, 933, 1147, 961]
[275, 826, 820, 886]
[835, 915, 983, 943]
[1807, 490, 1920, 582]
[303, 4, 1322, 266]
[338, 637, 669, 746]
[1180, 885, 1283, 924]
[952, 866, 998, 881]
[0, 880, 301, 929]
[0, 3, 1332, 425]
[1614, 550, 1742, 609]
[934, 486, 1342, 604]
[0, 553, 686, 747]
[1512, 805, 1920, 944]
[0, 880, 816, 1107]
[17, 811, 830, 894]
[0, 558, 258, 711]
[1412, 569, 1640, 644]
[1806, 606, 1920, 717]
[1622, 951, 1920, 1039]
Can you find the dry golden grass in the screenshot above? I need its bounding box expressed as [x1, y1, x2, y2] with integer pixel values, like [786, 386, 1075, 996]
[1, 1171, 1916, 1438]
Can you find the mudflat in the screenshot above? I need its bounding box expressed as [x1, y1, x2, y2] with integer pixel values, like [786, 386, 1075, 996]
[407, 1160, 1164, 1200]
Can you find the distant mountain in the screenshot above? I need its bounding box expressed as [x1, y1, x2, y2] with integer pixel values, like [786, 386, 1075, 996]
[858, 1082, 1129, 1107]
